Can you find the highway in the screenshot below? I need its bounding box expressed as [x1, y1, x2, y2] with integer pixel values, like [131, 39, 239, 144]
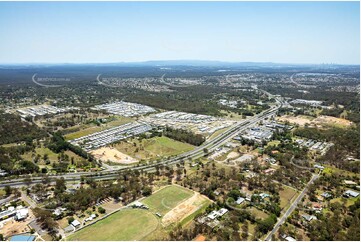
[264, 173, 320, 241]
[290, 73, 300, 87]
[0, 93, 284, 188]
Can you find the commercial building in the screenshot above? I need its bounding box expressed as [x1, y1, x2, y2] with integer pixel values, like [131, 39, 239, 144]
[17, 105, 77, 118]
[69, 121, 152, 151]
[92, 101, 156, 117]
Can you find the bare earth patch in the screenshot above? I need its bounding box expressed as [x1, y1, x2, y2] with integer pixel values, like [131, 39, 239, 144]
[278, 114, 352, 128]
[234, 154, 255, 163]
[227, 151, 240, 159]
[277, 115, 313, 126]
[161, 193, 209, 227]
[0, 211, 34, 238]
[314, 115, 352, 127]
[91, 147, 138, 164]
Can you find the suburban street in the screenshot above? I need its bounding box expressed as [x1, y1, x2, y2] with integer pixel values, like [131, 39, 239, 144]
[264, 173, 320, 241]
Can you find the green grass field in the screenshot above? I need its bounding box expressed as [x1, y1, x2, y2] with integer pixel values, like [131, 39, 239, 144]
[64, 116, 133, 140]
[21, 147, 87, 167]
[266, 140, 281, 148]
[330, 197, 359, 207]
[64, 126, 104, 140]
[145, 136, 194, 156]
[208, 127, 229, 140]
[115, 136, 194, 161]
[322, 165, 359, 179]
[142, 185, 194, 214]
[219, 110, 244, 121]
[247, 207, 268, 219]
[0, 189, 6, 197]
[21, 147, 59, 162]
[67, 209, 158, 241]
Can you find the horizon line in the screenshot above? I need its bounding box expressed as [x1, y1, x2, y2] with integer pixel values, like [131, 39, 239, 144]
[0, 59, 359, 66]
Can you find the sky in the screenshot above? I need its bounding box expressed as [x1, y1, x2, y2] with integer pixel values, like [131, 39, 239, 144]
[0, 1, 359, 64]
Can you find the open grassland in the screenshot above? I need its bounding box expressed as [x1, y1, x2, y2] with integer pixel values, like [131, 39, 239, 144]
[145, 136, 194, 156]
[142, 185, 194, 215]
[67, 209, 158, 241]
[330, 197, 359, 207]
[278, 114, 352, 128]
[21, 147, 86, 165]
[208, 126, 229, 140]
[247, 207, 268, 219]
[115, 136, 194, 161]
[64, 116, 133, 140]
[266, 140, 281, 148]
[277, 115, 314, 126]
[238, 221, 257, 240]
[313, 115, 353, 128]
[21, 146, 58, 162]
[279, 186, 299, 209]
[0, 189, 6, 197]
[64, 150, 87, 162]
[220, 110, 244, 121]
[1, 143, 18, 148]
[64, 126, 103, 140]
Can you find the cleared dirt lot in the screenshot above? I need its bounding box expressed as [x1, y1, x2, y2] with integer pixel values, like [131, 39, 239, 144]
[0, 211, 34, 238]
[314, 115, 352, 127]
[161, 192, 210, 227]
[277, 115, 313, 126]
[278, 114, 352, 127]
[91, 147, 138, 164]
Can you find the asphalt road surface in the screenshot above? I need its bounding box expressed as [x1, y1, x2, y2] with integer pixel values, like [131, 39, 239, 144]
[264, 173, 320, 241]
[0, 92, 284, 188]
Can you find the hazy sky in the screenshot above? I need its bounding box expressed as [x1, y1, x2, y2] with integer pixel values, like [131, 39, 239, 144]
[0, 1, 359, 64]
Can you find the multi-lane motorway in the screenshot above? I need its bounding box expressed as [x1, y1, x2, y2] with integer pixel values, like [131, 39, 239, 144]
[0, 93, 283, 188]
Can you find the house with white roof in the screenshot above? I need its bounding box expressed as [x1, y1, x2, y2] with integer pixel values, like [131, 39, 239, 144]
[343, 190, 359, 198]
[71, 219, 81, 228]
[236, 197, 245, 205]
[217, 208, 228, 216]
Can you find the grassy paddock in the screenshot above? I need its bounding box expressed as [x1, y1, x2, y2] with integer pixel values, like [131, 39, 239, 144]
[64, 126, 104, 140]
[279, 185, 299, 209]
[142, 185, 194, 214]
[248, 207, 268, 219]
[0, 189, 6, 197]
[115, 136, 194, 161]
[64, 116, 133, 140]
[208, 126, 231, 140]
[145, 136, 194, 156]
[66, 209, 158, 241]
[21, 147, 58, 163]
